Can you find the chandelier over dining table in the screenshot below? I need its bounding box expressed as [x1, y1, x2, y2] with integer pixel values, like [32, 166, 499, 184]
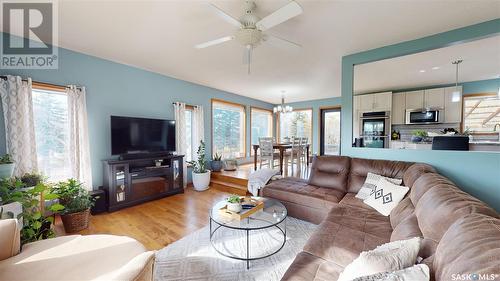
[273, 95, 293, 114]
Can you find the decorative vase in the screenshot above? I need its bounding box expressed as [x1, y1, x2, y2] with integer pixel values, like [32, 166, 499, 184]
[192, 170, 211, 191]
[0, 163, 15, 178]
[61, 208, 90, 233]
[211, 161, 223, 172]
[227, 202, 242, 213]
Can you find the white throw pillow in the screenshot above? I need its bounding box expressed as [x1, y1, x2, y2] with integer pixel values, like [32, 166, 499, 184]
[338, 237, 421, 281]
[363, 178, 409, 216]
[351, 264, 430, 281]
[355, 173, 403, 200]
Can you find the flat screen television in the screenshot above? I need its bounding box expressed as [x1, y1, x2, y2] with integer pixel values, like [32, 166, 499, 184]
[111, 116, 176, 155]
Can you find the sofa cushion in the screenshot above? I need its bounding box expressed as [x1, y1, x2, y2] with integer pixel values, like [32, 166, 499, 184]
[390, 214, 422, 242]
[0, 219, 20, 261]
[281, 252, 343, 281]
[433, 214, 500, 281]
[409, 173, 453, 206]
[402, 163, 436, 188]
[415, 184, 498, 248]
[389, 197, 414, 229]
[0, 234, 153, 281]
[263, 177, 345, 209]
[308, 155, 350, 192]
[347, 158, 411, 194]
[339, 192, 375, 211]
[303, 205, 392, 267]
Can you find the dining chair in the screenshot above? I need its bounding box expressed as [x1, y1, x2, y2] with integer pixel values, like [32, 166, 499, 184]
[259, 137, 280, 169]
[300, 137, 309, 164]
[284, 137, 302, 175]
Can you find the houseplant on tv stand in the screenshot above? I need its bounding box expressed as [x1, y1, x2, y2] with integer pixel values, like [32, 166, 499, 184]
[189, 140, 210, 191]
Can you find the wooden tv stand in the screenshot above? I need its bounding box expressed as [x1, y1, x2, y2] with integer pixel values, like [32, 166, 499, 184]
[103, 154, 184, 212]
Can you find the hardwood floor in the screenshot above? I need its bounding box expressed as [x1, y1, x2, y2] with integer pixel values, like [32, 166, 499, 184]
[54, 185, 245, 250]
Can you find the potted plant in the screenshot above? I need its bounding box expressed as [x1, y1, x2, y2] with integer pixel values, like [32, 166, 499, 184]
[51, 179, 93, 233]
[226, 195, 242, 213]
[188, 140, 210, 191]
[411, 130, 428, 143]
[211, 153, 223, 172]
[0, 154, 15, 178]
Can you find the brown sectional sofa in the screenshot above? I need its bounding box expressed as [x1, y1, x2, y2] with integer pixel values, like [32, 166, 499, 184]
[262, 155, 500, 281]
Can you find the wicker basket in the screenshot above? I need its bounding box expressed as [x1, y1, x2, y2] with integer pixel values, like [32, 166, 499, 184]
[61, 208, 90, 233]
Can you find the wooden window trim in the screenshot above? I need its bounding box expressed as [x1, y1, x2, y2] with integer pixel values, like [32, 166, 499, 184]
[250, 106, 274, 155]
[211, 98, 247, 158]
[32, 81, 67, 92]
[277, 108, 313, 145]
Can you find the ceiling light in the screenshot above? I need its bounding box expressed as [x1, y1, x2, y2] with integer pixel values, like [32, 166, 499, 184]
[419, 70, 426, 73]
[451, 59, 463, 103]
[432, 66, 440, 70]
[273, 92, 293, 114]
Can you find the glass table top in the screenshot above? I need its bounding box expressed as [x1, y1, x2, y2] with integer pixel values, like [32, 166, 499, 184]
[209, 197, 287, 230]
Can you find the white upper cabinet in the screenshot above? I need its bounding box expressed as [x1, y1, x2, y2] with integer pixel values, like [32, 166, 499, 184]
[358, 92, 392, 112]
[405, 90, 424, 110]
[444, 86, 463, 123]
[424, 88, 445, 109]
[392, 92, 406, 124]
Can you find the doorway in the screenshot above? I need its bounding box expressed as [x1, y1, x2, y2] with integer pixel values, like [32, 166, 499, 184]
[320, 107, 341, 155]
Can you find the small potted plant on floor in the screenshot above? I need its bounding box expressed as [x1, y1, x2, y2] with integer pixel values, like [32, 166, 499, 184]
[0, 154, 15, 178]
[188, 140, 210, 191]
[51, 179, 94, 233]
[226, 195, 242, 213]
[211, 153, 223, 172]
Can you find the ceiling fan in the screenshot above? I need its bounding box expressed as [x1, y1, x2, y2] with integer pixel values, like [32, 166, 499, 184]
[195, 0, 303, 74]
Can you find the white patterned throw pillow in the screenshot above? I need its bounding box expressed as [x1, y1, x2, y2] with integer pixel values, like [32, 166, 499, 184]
[363, 178, 409, 216]
[351, 264, 430, 281]
[338, 237, 422, 281]
[355, 173, 403, 200]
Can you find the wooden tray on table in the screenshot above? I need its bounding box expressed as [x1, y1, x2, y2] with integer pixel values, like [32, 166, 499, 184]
[218, 197, 264, 220]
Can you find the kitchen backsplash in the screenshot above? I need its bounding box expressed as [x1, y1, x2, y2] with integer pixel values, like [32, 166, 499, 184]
[392, 123, 460, 142]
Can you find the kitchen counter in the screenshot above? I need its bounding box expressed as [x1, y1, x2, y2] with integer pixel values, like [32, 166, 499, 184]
[390, 140, 500, 151]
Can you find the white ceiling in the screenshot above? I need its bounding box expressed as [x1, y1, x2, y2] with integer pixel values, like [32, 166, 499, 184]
[354, 35, 500, 94]
[2, 0, 500, 103]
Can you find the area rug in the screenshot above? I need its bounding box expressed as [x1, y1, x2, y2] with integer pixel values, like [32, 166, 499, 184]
[155, 217, 317, 281]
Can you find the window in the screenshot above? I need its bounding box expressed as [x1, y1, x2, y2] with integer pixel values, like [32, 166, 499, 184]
[251, 107, 273, 153]
[463, 94, 500, 134]
[279, 109, 313, 142]
[32, 87, 71, 181]
[185, 108, 193, 162]
[212, 100, 246, 158]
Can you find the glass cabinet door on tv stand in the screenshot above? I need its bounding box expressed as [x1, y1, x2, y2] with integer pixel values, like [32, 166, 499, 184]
[113, 164, 129, 204]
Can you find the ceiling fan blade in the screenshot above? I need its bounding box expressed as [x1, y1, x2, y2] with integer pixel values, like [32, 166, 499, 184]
[256, 1, 303, 31]
[207, 3, 243, 28]
[195, 36, 234, 49]
[264, 34, 302, 51]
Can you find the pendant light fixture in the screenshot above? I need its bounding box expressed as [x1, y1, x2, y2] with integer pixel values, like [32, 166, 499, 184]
[451, 59, 463, 103]
[273, 91, 293, 114]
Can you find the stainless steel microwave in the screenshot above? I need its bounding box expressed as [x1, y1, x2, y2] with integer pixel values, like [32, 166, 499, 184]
[405, 109, 441, 124]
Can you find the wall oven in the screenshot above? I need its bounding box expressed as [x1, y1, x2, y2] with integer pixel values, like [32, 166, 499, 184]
[406, 109, 441, 124]
[360, 111, 390, 148]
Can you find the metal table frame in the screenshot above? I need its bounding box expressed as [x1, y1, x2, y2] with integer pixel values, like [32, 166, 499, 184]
[209, 215, 287, 269]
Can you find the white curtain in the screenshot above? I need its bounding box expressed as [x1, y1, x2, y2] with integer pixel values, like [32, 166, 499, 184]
[66, 86, 93, 190]
[173, 102, 187, 187]
[192, 105, 205, 151]
[0, 76, 38, 176]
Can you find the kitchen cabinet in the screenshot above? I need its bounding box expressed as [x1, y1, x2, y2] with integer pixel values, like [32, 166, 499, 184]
[424, 88, 445, 109]
[444, 86, 463, 123]
[405, 90, 424, 110]
[358, 92, 392, 112]
[392, 93, 406, 124]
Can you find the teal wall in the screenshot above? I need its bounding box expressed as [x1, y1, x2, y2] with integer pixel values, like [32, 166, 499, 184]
[341, 19, 500, 211]
[283, 97, 342, 154]
[0, 33, 273, 187]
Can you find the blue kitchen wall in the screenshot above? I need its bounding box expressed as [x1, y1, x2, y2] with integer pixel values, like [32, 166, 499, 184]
[282, 97, 342, 154]
[341, 19, 500, 211]
[0, 32, 273, 187]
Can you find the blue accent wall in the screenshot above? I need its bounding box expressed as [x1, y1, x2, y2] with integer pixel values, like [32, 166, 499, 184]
[0, 32, 273, 187]
[283, 97, 342, 154]
[341, 19, 500, 211]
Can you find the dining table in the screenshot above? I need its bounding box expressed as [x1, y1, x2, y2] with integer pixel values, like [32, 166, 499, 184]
[252, 143, 310, 174]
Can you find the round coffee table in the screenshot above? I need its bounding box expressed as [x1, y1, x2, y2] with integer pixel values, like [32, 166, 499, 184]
[209, 197, 287, 269]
